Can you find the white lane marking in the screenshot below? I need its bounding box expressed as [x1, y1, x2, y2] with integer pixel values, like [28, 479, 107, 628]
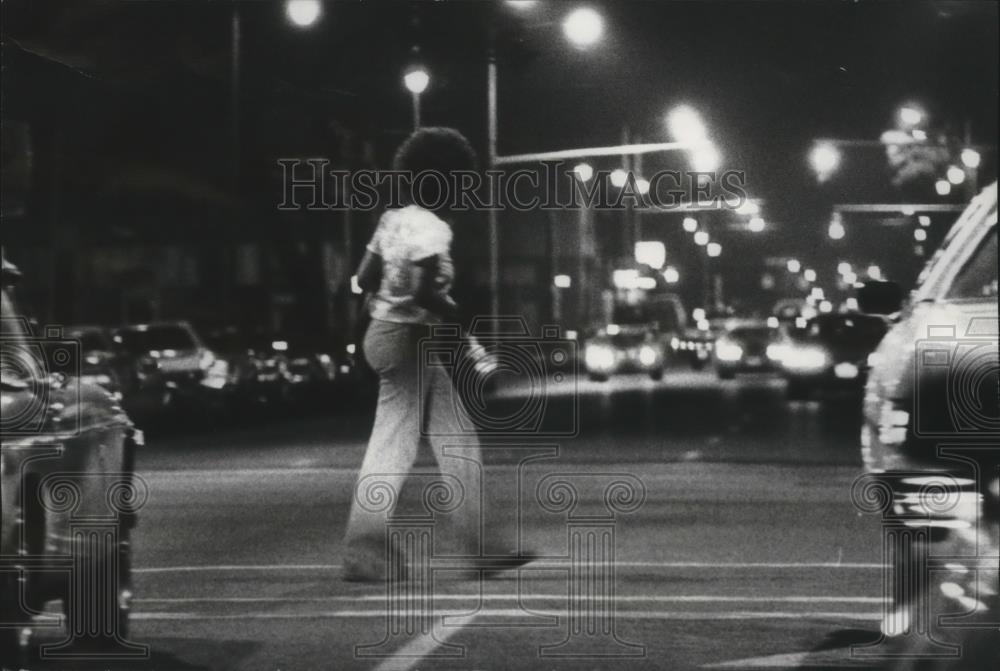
[129, 609, 881, 622]
[134, 561, 881, 574]
[371, 614, 475, 671]
[702, 649, 857, 668]
[134, 595, 883, 604]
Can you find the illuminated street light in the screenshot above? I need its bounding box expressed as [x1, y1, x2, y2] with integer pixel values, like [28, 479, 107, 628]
[635, 241, 666, 269]
[961, 148, 982, 169]
[285, 0, 321, 27]
[914, 228, 927, 242]
[946, 165, 966, 185]
[610, 169, 628, 188]
[693, 231, 710, 246]
[804, 268, 817, 282]
[663, 266, 680, 284]
[563, 7, 604, 48]
[403, 68, 430, 94]
[786, 259, 801, 273]
[682, 217, 699, 233]
[667, 105, 708, 143]
[897, 105, 925, 127]
[748, 216, 766, 233]
[828, 215, 845, 240]
[706, 242, 722, 258]
[935, 179, 952, 196]
[810, 142, 841, 180]
[553, 274, 572, 288]
[573, 162, 594, 182]
[691, 143, 720, 172]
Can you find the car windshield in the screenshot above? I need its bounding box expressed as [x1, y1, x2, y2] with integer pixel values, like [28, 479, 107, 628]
[69, 330, 110, 351]
[946, 225, 998, 300]
[805, 315, 887, 347]
[118, 325, 196, 353]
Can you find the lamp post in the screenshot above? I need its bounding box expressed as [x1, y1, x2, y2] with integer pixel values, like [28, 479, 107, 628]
[486, 5, 605, 317]
[403, 67, 430, 130]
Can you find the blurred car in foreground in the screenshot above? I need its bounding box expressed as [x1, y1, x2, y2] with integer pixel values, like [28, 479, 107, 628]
[671, 324, 719, 370]
[713, 322, 780, 379]
[1, 261, 142, 661]
[857, 183, 997, 668]
[769, 313, 889, 400]
[583, 323, 667, 381]
[113, 321, 230, 412]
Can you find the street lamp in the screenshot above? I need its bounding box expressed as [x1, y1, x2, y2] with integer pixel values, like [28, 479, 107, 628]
[573, 162, 594, 182]
[562, 7, 605, 48]
[946, 165, 966, 185]
[403, 66, 430, 130]
[810, 142, 841, 181]
[897, 105, 925, 128]
[285, 0, 321, 27]
[961, 148, 982, 169]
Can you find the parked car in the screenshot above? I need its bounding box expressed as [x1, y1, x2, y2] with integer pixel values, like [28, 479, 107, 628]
[113, 321, 230, 413]
[857, 182, 997, 667]
[713, 322, 781, 379]
[769, 313, 889, 399]
[1, 260, 142, 661]
[582, 322, 668, 381]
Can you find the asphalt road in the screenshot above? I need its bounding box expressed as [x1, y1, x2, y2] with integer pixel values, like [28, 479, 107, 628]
[24, 369, 908, 670]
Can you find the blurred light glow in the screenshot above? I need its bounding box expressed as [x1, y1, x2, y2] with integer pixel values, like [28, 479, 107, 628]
[683, 217, 699, 233]
[736, 200, 760, 216]
[610, 169, 628, 188]
[573, 162, 594, 182]
[804, 268, 817, 282]
[637, 178, 650, 195]
[819, 300, 833, 313]
[635, 241, 666, 269]
[707, 242, 722, 257]
[914, 228, 927, 242]
[748, 216, 766, 233]
[667, 105, 708, 143]
[867, 264, 882, 280]
[837, 262, 852, 275]
[898, 105, 924, 127]
[786, 259, 801, 273]
[918, 215, 931, 227]
[346, 343, 357, 354]
[935, 179, 951, 196]
[902, 206, 916, 216]
[692, 308, 707, 322]
[691, 143, 720, 172]
[828, 218, 846, 240]
[506, 0, 538, 10]
[845, 297, 859, 311]
[810, 287, 825, 301]
[350, 275, 363, 295]
[911, 129, 927, 141]
[693, 231, 710, 246]
[767, 316, 780, 328]
[663, 266, 680, 284]
[554, 274, 572, 289]
[612, 269, 639, 289]
[946, 165, 966, 185]
[810, 142, 841, 179]
[562, 7, 604, 48]
[403, 68, 430, 94]
[697, 319, 710, 331]
[843, 271, 858, 285]
[961, 148, 981, 169]
[286, 0, 321, 27]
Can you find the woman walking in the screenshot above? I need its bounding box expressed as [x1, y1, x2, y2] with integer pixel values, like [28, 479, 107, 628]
[341, 127, 531, 582]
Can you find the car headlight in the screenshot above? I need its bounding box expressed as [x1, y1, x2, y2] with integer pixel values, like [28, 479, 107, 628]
[81, 373, 113, 388]
[766, 344, 789, 362]
[782, 346, 828, 371]
[834, 362, 859, 379]
[716, 340, 743, 362]
[585, 345, 615, 371]
[638, 345, 659, 367]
